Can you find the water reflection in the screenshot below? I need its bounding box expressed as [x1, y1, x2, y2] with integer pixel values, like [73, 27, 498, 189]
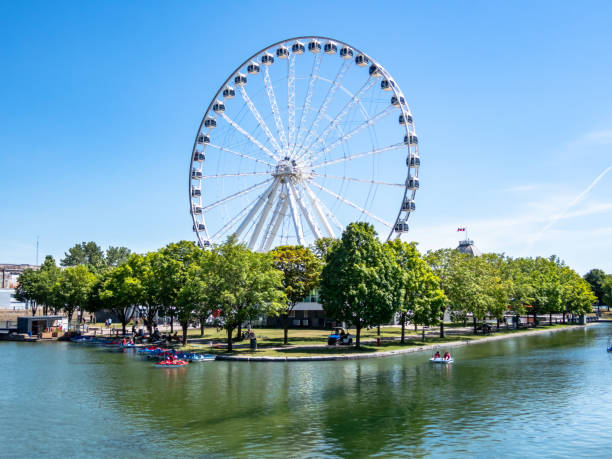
[1, 325, 611, 457]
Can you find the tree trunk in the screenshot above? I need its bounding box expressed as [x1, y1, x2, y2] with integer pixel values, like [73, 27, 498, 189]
[43, 304, 48, 316]
[400, 312, 406, 344]
[122, 320, 127, 336]
[562, 311, 566, 324]
[170, 312, 174, 333]
[414, 322, 418, 331]
[227, 327, 233, 352]
[283, 313, 290, 345]
[473, 316, 477, 334]
[377, 325, 380, 336]
[549, 313, 552, 326]
[236, 324, 242, 341]
[439, 307, 446, 338]
[31, 301, 38, 317]
[200, 321, 205, 337]
[496, 317, 500, 330]
[355, 324, 362, 348]
[182, 322, 188, 345]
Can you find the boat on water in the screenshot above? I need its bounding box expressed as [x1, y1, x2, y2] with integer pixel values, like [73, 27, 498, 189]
[177, 352, 216, 362]
[429, 357, 454, 364]
[156, 359, 188, 368]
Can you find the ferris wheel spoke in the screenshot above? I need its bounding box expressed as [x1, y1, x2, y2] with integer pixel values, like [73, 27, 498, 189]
[219, 112, 278, 162]
[309, 181, 393, 228]
[313, 173, 405, 188]
[286, 181, 306, 246]
[306, 105, 394, 165]
[287, 55, 296, 150]
[292, 52, 323, 155]
[302, 182, 340, 236]
[238, 86, 284, 158]
[235, 178, 280, 238]
[248, 180, 281, 249]
[211, 191, 267, 242]
[263, 66, 289, 153]
[263, 194, 289, 252]
[207, 143, 275, 167]
[292, 59, 351, 160]
[291, 182, 322, 240]
[311, 143, 404, 169]
[203, 171, 271, 179]
[296, 77, 376, 162]
[203, 178, 272, 212]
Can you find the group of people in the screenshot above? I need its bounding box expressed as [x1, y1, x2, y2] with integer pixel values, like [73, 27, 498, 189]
[433, 351, 451, 360]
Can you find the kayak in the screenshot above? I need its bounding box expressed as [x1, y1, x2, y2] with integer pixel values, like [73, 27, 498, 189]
[430, 357, 454, 363]
[156, 359, 188, 367]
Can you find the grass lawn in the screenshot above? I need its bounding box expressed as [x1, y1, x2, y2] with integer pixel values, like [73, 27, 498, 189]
[177, 323, 577, 357]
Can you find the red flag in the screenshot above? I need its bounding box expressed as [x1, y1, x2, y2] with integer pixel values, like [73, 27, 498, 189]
[457, 227, 466, 232]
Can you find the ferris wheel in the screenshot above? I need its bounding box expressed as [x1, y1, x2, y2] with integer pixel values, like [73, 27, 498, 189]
[190, 36, 419, 250]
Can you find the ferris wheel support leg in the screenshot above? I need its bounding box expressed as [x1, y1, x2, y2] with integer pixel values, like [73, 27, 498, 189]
[286, 181, 306, 246]
[302, 183, 335, 238]
[248, 180, 280, 249]
[263, 196, 289, 252]
[235, 179, 280, 238]
[291, 182, 322, 240]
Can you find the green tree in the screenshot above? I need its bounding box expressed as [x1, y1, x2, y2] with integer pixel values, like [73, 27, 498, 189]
[583, 268, 607, 306]
[311, 237, 338, 261]
[319, 223, 399, 347]
[105, 246, 132, 267]
[61, 241, 107, 273]
[424, 249, 460, 337]
[54, 265, 96, 327]
[32, 256, 62, 315]
[270, 245, 321, 345]
[389, 241, 446, 342]
[95, 260, 143, 335]
[210, 236, 285, 352]
[15, 268, 40, 316]
[601, 275, 612, 309]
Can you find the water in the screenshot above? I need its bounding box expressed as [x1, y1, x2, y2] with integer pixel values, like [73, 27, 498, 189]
[1, 325, 611, 458]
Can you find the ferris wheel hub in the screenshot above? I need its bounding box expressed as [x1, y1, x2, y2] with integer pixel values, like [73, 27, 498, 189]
[272, 157, 300, 179]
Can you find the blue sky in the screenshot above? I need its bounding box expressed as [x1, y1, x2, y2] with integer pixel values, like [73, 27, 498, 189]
[1, 0, 611, 274]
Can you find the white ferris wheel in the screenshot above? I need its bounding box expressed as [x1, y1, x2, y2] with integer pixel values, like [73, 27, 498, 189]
[190, 36, 419, 250]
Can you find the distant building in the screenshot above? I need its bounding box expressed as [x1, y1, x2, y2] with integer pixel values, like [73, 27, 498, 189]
[0, 264, 39, 310]
[1, 264, 40, 289]
[456, 239, 481, 257]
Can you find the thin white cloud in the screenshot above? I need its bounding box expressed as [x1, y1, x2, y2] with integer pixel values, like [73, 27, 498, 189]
[583, 129, 612, 145]
[531, 164, 612, 243]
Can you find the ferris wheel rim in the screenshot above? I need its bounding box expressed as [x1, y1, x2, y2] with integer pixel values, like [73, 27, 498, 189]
[189, 36, 419, 249]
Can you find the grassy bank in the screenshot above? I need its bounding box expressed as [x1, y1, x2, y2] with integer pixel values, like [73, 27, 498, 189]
[177, 323, 578, 358]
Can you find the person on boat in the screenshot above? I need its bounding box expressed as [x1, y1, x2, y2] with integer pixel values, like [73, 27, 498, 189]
[121, 338, 127, 346]
[443, 351, 451, 360]
[434, 351, 441, 359]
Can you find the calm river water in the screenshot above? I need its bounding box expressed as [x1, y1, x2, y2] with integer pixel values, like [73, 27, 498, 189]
[1, 324, 611, 458]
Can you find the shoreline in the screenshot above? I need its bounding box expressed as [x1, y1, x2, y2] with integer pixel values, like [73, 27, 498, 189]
[215, 324, 590, 362]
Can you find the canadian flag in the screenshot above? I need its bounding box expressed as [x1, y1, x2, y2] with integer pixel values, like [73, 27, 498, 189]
[457, 227, 466, 232]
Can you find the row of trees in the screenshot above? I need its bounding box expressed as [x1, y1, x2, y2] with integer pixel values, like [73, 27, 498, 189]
[319, 223, 596, 345]
[16, 224, 599, 349]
